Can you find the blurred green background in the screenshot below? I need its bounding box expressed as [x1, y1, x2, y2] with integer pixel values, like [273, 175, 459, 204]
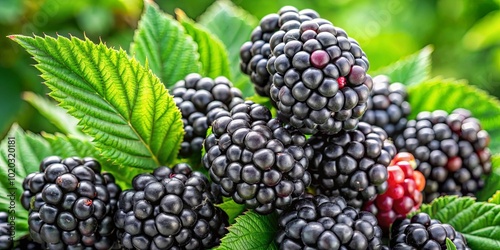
[1, 0, 499, 137]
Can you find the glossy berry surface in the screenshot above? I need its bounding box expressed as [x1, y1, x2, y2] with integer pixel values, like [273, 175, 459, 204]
[363, 153, 425, 231]
[0, 212, 13, 249]
[390, 213, 471, 250]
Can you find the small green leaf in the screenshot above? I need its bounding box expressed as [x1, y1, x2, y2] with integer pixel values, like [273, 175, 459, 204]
[217, 211, 279, 250]
[408, 79, 500, 153]
[374, 46, 433, 86]
[446, 238, 458, 250]
[488, 191, 500, 205]
[130, 1, 201, 88]
[176, 9, 231, 79]
[418, 196, 500, 249]
[217, 198, 247, 224]
[477, 155, 500, 201]
[12, 34, 184, 170]
[198, 0, 258, 97]
[22, 92, 87, 139]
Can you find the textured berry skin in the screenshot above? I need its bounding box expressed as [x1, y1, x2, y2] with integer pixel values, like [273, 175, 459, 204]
[115, 163, 228, 250]
[390, 213, 471, 250]
[308, 122, 396, 209]
[0, 212, 13, 249]
[240, 6, 320, 98]
[276, 194, 384, 250]
[267, 18, 372, 135]
[203, 101, 312, 214]
[361, 75, 411, 139]
[172, 73, 244, 158]
[21, 156, 121, 249]
[395, 109, 492, 203]
[363, 153, 425, 231]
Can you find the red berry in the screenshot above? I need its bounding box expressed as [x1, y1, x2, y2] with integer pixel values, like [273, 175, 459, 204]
[397, 161, 414, 179]
[403, 179, 416, 196]
[310, 50, 330, 69]
[393, 196, 414, 215]
[393, 152, 417, 169]
[413, 171, 426, 192]
[387, 166, 405, 186]
[337, 77, 346, 89]
[377, 210, 397, 229]
[386, 184, 405, 200]
[375, 194, 393, 212]
[446, 156, 462, 172]
[413, 190, 423, 208]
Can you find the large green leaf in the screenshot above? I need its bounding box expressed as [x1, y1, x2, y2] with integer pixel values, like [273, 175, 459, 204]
[418, 196, 500, 249]
[217, 211, 279, 250]
[130, 1, 201, 88]
[489, 190, 500, 204]
[374, 46, 433, 86]
[477, 155, 500, 201]
[198, 0, 258, 97]
[408, 79, 500, 153]
[11, 34, 184, 170]
[217, 198, 247, 224]
[463, 10, 500, 51]
[176, 9, 231, 79]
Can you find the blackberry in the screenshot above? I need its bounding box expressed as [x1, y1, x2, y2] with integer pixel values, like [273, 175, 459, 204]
[12, 236, 43, 250]
[172, 73, 244, 158]
[240, 6, 320, 97]
[0, 212, 13, 249]
[114, 163, 228, 249]
[308, 122, 396, 209]
[276, 194, 384, 250]
[363, 152, 425, 231]
[361, 75, 411, 139]
[390, 212, 470, 250]
[267, 18, 372, 135]
[203, 101, 312, 214]
[395, 109, 492, 203]
[21, 156, 121, 249]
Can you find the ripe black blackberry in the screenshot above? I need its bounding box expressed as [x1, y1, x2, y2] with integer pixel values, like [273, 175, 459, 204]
[308, 122, 396, 209]
[0, 212, 12, 249]
[114, 163, 228, 250]
[361, 75, 411, 139]
[276, 194, 384, 250]
[21, 156, 121, 249]
[240, 6, 320, 97]
[267, 18, 372, 135]
[395, 109, 492, 203]
[203, 101, 313, 214]
[172, 73, 244, 158]
[390, 212, 470, 250]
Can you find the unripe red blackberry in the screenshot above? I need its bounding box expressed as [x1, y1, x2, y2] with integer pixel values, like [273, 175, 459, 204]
[308, 122, 396, 209]
[203, 101, 313, 214]
[21, 156, 121, 249]
[395, 109, 492, 203]
[172, 73, 244, 158]
[240, 6, 320, 97]
[114, 163, 228, 249]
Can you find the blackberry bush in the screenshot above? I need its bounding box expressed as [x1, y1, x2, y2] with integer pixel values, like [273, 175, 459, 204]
[240, 6, 320, 98]
[267, 18, 372, 134]
[308, 122, 397, 209]
[21, 156, 121, 249]
[276, 194, 384, 250]
[361, 75, 411, 139]
[395, 109, 492, 202]
[172, 73, 244, 158]
[390, 213, 470, 250]
[114, 163, 228, 249]
[363, 152, 426, 231]
[203, 101, 313, 214]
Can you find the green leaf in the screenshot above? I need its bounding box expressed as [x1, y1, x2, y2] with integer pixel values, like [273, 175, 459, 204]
[418, 196, 500, 249]
[463, 10, 500, 51]
[408, 79, 500, 153]
[130, 1, 201, 88]
[217, 211, 279, 250]
[198, 0, 258, 97]
[217, 198, 247, 224]
[176, 9, 231, 79]
[22, 92, 87, 139]
[11, 34, 184, 170]
[446, 238, 458, 250]
[477, 155, 500, 201]
[374, 46, 433, 86]
[488, 191, 500, 205]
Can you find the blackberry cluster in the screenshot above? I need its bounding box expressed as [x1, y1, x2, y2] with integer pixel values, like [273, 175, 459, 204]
[114, 163, 228, 249]
[267, 18, 372, 134]
[361, 75, 411, 139]
[12, 236, 43, 250]
[240, 6, 320, 97]
[0, 212, 12, 249]
[203, 101, 313, 214]
[308, 122, 396, 209]
[21, 156, 121, 249]
[395, 109, 492, 202]
[172, 73, 244, 158]
[390, 213, 470, 250]
[276, 194, 384, 250]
